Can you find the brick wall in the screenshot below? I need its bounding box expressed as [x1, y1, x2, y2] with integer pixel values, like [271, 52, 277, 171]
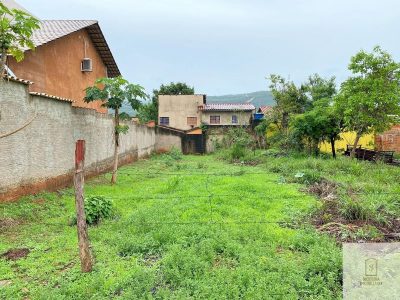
[0, 79, 156, 201]
[375, 125, 400, 153]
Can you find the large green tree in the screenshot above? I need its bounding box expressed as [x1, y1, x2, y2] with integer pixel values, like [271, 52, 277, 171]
[137, 82, 194, 123]
[335, 46, 400, 157]
[268, 74, 307, 131]
[0, 3, 39, 76]
[85, 76, 147, 184]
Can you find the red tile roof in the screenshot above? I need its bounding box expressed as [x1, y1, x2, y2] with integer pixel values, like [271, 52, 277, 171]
[258, 105, 273, 114]
[201, 103, 255, 111]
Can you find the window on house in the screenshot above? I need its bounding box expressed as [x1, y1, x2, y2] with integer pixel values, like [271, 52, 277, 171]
[210, 115, 220, 124]
[187, 117, 197, 126]
[159, 117, 169, 126]
[232, 115, 238, 124]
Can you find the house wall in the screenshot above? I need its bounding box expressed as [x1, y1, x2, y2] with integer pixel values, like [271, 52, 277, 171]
[0, 80, 155, 201]
[319, 132, 375, 153]
[375, 125, 400, 153]
[7, 29, 107, 113]
[158, 95, 204, 130]
[155, 128, 182, 152]
[201, 111, 253, 126]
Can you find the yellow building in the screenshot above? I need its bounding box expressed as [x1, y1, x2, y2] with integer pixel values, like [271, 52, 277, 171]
[319, 132, 375, 153]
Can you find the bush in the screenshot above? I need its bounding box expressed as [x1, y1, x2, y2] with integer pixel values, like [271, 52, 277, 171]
[340, 198, 372, 221]
[230, 142, 246, 160]
[294, 171, 322, 185]
[69, 195, 115, 225]
[168, 147, 183, 160]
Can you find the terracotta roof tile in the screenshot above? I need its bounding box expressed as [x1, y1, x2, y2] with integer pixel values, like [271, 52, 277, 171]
[201, 103, 255, 111]
[29, 92, 74, 103]
[2, 75, 33, 85]
[259, 105, 274, 114]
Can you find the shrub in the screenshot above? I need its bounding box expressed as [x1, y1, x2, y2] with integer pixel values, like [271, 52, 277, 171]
[263, 148, 282, 157]
[69, 195, 115, 225]
[167, 147, 183, 160]
[294, 171, 322, 185]
[230, 142, 246, 160]
[340, 198, 371, 221]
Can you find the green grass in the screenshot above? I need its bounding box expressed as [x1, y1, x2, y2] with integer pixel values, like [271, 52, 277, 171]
[1, 154, 342, 299]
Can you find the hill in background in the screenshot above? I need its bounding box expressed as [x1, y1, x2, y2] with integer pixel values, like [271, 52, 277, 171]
[207, 91, 274, 108]
[118, 90, 275, 116]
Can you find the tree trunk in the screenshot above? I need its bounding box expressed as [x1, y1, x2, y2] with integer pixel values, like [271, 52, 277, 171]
[350, 131, 362, 159]
[0, 49, 7, 77]
[74, 140, 93, 273]
[111, 108, 120, 184]
[330, 136, 336, 159]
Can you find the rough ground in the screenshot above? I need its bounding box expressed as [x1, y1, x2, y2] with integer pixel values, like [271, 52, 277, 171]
[0, 154, 341, 299]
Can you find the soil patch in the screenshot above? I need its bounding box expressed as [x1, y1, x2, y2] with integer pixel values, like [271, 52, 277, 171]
[306, 180, 400, 242]
[0, 217, 21, 229]
[1, 248, 30, 261]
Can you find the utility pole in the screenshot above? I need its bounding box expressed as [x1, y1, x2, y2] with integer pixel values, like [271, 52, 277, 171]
[74, 140, 92, 272]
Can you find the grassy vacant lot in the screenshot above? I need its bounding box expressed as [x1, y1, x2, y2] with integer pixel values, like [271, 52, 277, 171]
[0, 154, 342, 299]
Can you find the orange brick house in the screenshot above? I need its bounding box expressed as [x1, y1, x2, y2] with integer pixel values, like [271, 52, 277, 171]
[6, 17, 120, 113]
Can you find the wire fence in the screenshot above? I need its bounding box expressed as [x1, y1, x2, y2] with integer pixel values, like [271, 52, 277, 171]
[2, 167, 399, 229]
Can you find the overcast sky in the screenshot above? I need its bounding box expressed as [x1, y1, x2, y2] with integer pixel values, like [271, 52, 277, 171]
[17, 0, 400, 95]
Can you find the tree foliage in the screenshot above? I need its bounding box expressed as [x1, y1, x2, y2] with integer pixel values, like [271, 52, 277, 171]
[84, 76, 147, 184]
[335, 46, 400, 156]
[0, 3, 39, 75]
[137, 82, 194, 123]
[268, 74, 307, 130]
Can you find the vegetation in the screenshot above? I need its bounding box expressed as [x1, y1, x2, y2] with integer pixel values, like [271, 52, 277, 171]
[137, 82, 194, 123]
[69, 196, 115, 226]
[0, 154, 342, 299]
[265, 47, 400, 159]
[335, 46, 400, 157]
[84, 76, 147, 184]
[0, 2, 39, 76]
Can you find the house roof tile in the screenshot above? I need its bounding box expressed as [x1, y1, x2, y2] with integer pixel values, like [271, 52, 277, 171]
[201, 103, 255, 111]
[29, 92, 74, 103]
[29, 20, 120, 77]
[258, 105, 273, 114]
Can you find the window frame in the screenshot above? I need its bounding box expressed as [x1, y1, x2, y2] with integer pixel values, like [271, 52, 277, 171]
[210, 115, 221, 124]
[232, 115, 238, 124]
[159, 117, 170, 126]
[187, 116, 197, 126]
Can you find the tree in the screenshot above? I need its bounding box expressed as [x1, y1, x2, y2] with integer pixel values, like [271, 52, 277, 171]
[335, 46, 400, 158]
[268, 74, 307, 131]
[304, 74, 336, 111]
[136, 82, 194, 123]
[292, 99, 342, 158]
[0, 3, 39, 76]
[84, 76, 147, 184]
[254, 118, 269, 149]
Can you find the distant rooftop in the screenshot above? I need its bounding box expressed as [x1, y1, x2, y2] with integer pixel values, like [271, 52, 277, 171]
[201, 103, 255, 111]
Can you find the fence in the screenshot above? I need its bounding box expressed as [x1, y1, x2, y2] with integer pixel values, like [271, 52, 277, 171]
[0, 79, 156, 201]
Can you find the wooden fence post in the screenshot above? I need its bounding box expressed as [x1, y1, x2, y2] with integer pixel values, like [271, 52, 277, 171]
[74, 140, 93, 272]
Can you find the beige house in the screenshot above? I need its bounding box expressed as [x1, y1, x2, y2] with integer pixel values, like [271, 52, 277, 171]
[157, 95, 255, 154]
[158, 95, 255, 129]
[158, 95, 205, 130]
[200, 103, 255, 126]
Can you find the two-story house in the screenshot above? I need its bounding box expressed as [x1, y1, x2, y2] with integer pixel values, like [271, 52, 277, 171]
[4, 1, 120, 113]
[157, 94, 255, 154]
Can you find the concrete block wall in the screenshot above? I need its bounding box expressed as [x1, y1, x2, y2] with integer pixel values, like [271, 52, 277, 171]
[0, 79, 156, 201]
